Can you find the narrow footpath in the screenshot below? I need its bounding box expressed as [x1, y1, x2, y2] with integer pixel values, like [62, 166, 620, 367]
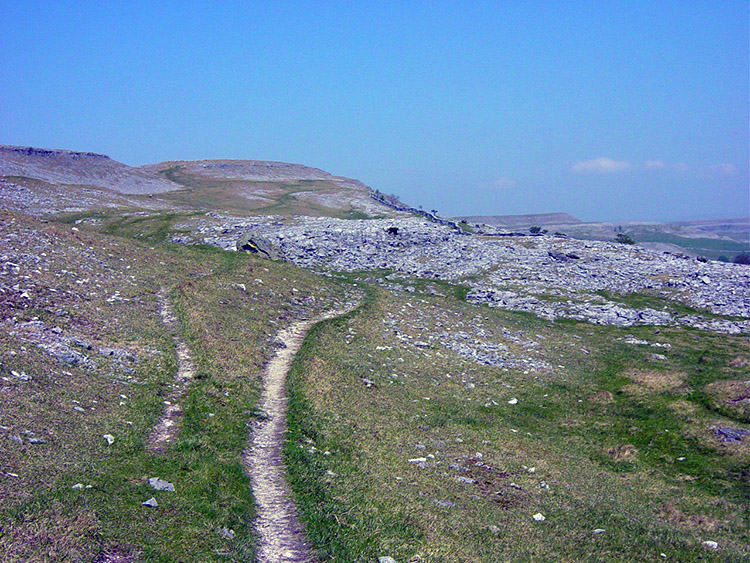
[246, 305, 357, 563]
[149, 287, 196, 452]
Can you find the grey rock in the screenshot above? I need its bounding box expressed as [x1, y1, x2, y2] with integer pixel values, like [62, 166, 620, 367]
[449, 463, 470, 472]
[715, 427, 749, 443]
[434, 499, 456, 508]
[142, 497, 159, 507]
[218, 526, 235, 540]
[378, 558, 398, 563]
[149, 477, 175, 492]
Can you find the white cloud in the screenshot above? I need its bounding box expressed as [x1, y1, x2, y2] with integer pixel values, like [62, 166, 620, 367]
[477, 177, 516, 191]
[671, 162, 690, 173]
[709, 162, 737, 175]
[572, 157, 632, 174]
[492, 177, 516, 189]
[645, 160, 689, 172]
[645, 160, 666, 170]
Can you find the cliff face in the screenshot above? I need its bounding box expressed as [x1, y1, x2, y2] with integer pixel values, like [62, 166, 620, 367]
[0, 145, 180, 194]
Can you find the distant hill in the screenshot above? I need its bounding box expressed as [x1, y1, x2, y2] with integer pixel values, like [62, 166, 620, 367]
[456, 211, 749, 260]
[0, 144, 402, 219]
[455, 212, 581, 227]
[0, 144, 180, 194]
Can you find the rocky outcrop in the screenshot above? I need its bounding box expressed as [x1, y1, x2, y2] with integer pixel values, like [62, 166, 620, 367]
[236, 233, 278, 259]
[187, 214, 750, 333]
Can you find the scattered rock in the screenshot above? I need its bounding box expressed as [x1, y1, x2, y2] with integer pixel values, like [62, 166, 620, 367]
[702, 540, 718, 550]
[532, 513, 546, 522]
[218, 527, 235, 540]
[192, 214, 750, 333]
[103, 434, 115, 445]
[714, 427, 749, 443]
[378, 557, 397, 563]
[149, 477, 175, 492]
[434, 499, 455, 508]
[10, 370, 29, 381]
[141, 497, 158, 508]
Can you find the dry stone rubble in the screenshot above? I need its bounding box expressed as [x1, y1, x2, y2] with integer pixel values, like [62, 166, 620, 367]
[188, 215, 750, 333]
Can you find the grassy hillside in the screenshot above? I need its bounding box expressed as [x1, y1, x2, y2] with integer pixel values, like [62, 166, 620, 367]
[285, 284, 750, 562]
[0, 209, 357, 561]
[148, 163, 389, 219]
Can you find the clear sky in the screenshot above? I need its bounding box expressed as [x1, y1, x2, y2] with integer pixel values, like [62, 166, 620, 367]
[1, 1, 747, 222]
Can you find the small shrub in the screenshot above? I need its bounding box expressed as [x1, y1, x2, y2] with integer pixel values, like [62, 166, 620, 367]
[529, 226, 542, 234]
[733, 252, 750, 265]
[615, 233, 635, 245]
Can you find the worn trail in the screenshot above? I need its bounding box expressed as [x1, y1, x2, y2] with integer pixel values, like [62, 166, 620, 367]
[246, 305, 357, 563]
[149, 287, 196, 452]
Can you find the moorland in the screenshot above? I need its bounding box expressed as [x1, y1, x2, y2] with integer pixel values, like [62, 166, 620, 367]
[0, 144, 748, 562]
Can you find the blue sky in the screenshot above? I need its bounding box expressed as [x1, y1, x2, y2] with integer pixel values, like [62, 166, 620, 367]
[1, 1, 747, 222]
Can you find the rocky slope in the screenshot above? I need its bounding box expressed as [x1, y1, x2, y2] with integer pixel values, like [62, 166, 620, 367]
[0, 145, 181, 194]
[182, 215, 750, 333]
[1, 145, 400, 219]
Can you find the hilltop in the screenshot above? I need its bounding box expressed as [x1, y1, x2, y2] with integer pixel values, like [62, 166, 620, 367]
[1, 145, 748, 562]
[0, 144, 401, 220]
[0, 144, 180, 194]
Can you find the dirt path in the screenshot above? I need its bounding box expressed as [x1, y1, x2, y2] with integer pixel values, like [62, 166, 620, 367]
[149, 287, 196, 452]
[246, 305, 357, 563]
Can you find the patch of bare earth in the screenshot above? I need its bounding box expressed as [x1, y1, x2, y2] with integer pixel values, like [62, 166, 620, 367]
[607, 444, 638, 462]
[245, 306, 357, 563]
[148, 288, 196, 452]
[660, 502, 721, 532]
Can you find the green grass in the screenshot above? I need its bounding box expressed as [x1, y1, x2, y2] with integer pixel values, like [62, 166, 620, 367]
[154, 165, 380, 219]
[284, 285, 750, 562]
